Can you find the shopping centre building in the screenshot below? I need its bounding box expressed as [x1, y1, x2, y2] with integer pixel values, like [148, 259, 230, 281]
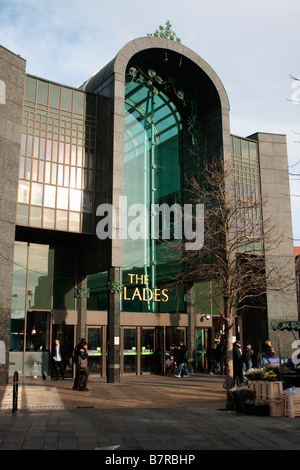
[0, 37, 298, 383]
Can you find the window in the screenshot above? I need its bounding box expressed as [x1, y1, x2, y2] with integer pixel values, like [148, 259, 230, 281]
[18, 76, 96, 233]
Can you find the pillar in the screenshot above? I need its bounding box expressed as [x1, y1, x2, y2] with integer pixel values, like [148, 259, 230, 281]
[107, 267, 121, 383]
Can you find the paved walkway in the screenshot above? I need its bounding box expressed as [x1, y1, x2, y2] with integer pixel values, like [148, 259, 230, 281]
[0, 374, 300, 452]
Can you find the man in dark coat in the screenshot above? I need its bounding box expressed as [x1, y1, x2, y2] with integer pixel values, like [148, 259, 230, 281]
[233, 341, 243, 385]
[174, 341, 189, 377]
[51, 338, 65, 380]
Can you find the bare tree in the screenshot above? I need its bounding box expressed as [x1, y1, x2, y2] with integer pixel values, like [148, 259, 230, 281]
[161, 161, 294, 391]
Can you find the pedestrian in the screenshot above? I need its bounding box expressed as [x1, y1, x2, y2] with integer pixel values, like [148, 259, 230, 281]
[206, 344, 216, 375]
[72, 338, 87, 390]
[262, 340, 275, 358]
[218, 336, 226, 375]
[51, 338, 65, 380]
[233, 341, 243, 386]
[76, 342, 90, 391]
[174, 340, 189, 377]
[244, 344, 254, 371]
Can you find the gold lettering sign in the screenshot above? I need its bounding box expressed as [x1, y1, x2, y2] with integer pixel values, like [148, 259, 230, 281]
[123, 274, 169, 302]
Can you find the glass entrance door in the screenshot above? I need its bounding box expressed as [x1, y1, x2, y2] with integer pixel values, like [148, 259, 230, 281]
[141, 328, 155, 373]
[123, 328, 137, 373]
[52, 324, 74, 378]
[87, 327, 103, 375]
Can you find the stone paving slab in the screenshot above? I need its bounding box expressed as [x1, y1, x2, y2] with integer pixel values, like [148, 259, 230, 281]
[0, 374, 300, 452]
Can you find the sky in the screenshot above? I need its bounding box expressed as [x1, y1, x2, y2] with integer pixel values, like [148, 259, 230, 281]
[0, 0, 299, 243]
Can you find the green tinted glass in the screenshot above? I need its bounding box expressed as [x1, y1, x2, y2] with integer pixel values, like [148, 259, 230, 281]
[123, 80, 183, 312]
[27, 243, 52, 309]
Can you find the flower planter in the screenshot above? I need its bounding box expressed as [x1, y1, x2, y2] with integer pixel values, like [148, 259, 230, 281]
[232, 393, 242, 412]
[254, 404, 270, 416]
[245, 403, 255, 415]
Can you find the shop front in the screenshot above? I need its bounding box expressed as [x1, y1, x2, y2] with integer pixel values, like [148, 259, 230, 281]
[9, 310, 50, 376]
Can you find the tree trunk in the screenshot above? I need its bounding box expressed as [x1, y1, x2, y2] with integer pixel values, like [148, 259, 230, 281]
[224, 300, 234, 391]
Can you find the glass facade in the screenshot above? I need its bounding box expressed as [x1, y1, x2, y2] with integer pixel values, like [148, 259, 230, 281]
[231, 135, 263, 252]
[10, 241, 77, 374]
[121, 66, 188, 313]
[12, 242, 53, 310]
[17, 76, 96, 233]
[7, 44, 270, 378]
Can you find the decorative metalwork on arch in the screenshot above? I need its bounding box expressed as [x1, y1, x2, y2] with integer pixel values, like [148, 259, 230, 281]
[124, 69, 183, 161]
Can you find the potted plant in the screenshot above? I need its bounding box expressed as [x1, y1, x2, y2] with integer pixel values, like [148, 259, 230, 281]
[229, 387, 256, 413]
[253, 398, 270, 416]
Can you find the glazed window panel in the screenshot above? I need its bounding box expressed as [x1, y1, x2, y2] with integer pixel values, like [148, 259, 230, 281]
[49, 84, 60, 108]
[61, 87, 72, 111]
[27, 135, 33, 157]
[73, 91, 84, 114]
[83, 191, 93, 213]
[25, 158, 32, 179]
[65, 143, 70, 164]
[70, 166, 76, 188]
[30, 206, 42, 227]
[69, 211, 80, 232]
[57, 187, 68, 210]
[25, 77, 37, 101]
[33, 137, 39, 158]
[38, 160, 44, 182]
[39, 138, 46, 159]
[69, 189, 81, 211]
[19, 156, 25, 179]
[12, 243, 28, 309]
[16, 203, 29, 225]
[56, 210, 68, 231]
[37, 81, 49, 105]
[17, 181, 30, 204]
[45, 162, 51, 184]
[31, 159, 38, 181]
[27, 243, 52, 310]
[43, 208, 55, 229]
[57, 164, 64, 186]
[31, 182, 43, 205]
[44, 185, 56, 208]
[10, 310, 25, 351]
[26, 311, 50, 351]
[21, 133, 26, 155]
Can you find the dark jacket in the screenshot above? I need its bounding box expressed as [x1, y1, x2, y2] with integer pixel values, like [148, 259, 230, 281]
[51, 342, 65, 362]
[175, 344, 188, 364]
[262, 343, 275, 358]
[233, 343, 243, 371]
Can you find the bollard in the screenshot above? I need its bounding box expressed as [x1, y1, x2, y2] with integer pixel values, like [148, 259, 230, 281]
[12, 370, 18, 413]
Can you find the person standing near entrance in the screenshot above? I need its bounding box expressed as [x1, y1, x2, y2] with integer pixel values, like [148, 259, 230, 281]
[72, 338, 87, 390]
[76, 342, 90, 391]
[174, 341, 189, 377]
[51, 338, 65, 380]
